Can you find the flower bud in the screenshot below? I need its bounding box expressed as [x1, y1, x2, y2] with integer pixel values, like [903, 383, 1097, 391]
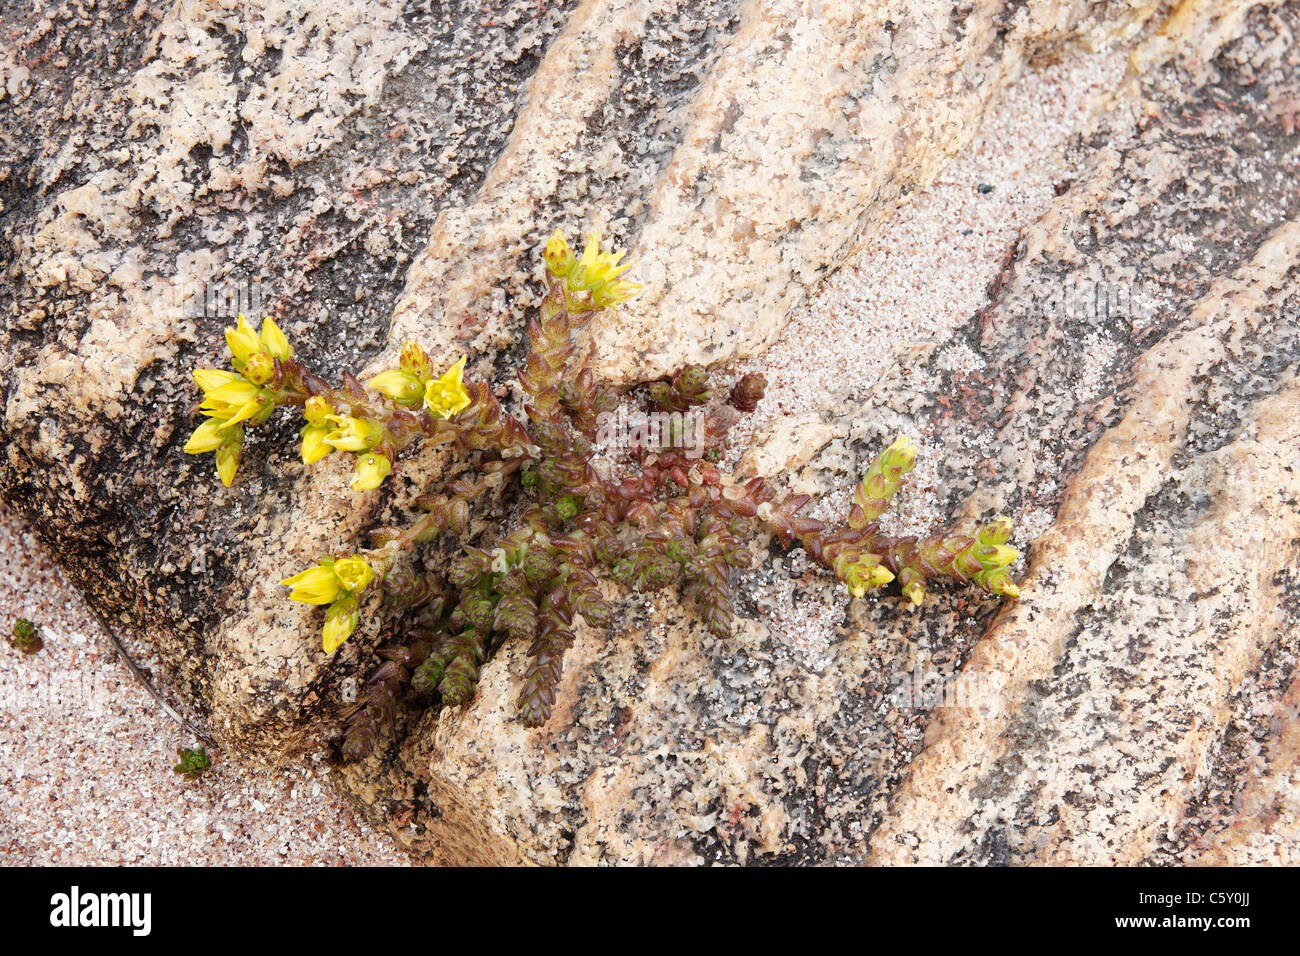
[367, 368, 425, 406]
[976, 544, 1020, 570]
[10, 619, 42, 654]
[350, 453, 392, 491]
[215, 426, 244, 487]
[544, 229, 575, 277]
[977, 517, 1014, 547]
[258, 317, 294, 361]
[322, 592, 360, 654]
[677, 365, 710, 401]
[303, 396, 333, 427]
[224, 314, 261, 368]
[728, 373, 767, 412]
[900, 571, 927, 606]
[400, 341, 431, 380]
[880, 436, 919, 473]
[242, 350, 276, 385]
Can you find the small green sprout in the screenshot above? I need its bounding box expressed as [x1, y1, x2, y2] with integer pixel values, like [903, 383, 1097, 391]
[10, 618, 42, 654]
[173, 747, 212, 780]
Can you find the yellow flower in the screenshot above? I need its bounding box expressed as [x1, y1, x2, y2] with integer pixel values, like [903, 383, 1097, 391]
[323, 414, 382, 452]
[322, 593, 360, 654]
[183, 418, 227, 454]
[590, 278, 642, 308]
[423, 356, 471, 419]
[281, 555, 373, 612]
[574, 231, 629, 285]
[367, 368, 425, 405]
[200, 379, 270, 428]
[187, 370, 252, 483]
[214, 426, 243, 487]
[196, 373, 256, 409]
[225, 313, 293, 369]
[351, 453, 391, 490]
[552, 230, 639, 308]
[281, 563, 343, 605]
[300, 424, 333, 464]
[332, 556, 374, 592]
[224, 313, 262, 367]
[259, 317, 293, 361]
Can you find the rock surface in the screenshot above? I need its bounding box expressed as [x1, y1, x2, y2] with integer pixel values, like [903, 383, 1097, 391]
[0, 0, 1154, 762]
[339, 0, 1300, 864]
[2, 0, 1298, 865]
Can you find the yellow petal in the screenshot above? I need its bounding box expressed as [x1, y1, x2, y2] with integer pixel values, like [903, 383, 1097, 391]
[280, 564, 342, 605]
[225, 314, 261, 365]
[183, 418, 226, 454]
[193, 368, 243, 393]
[300, 424, 333, 464]
[220, 395, 268, 429]
[205, 379, 263, 406]
[258, 317, 294, 361]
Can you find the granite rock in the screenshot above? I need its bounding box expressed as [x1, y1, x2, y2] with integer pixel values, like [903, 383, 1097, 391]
[338, 0, 1300, 864]
[0, 0, 1153, 762]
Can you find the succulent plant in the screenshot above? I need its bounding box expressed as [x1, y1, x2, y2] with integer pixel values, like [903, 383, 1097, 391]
[184, 227, 1022, 758]
[9, 618, 42, 655]
[173, 747, 212, 780]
